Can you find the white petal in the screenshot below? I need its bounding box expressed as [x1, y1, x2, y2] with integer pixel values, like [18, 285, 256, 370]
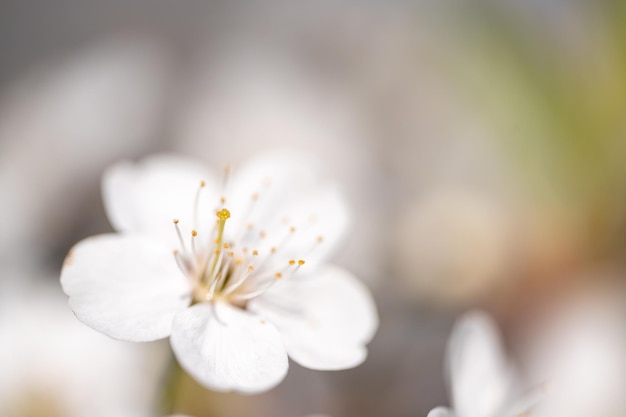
[223, 151, 350, 254]
[248, 266, 378, 370]
[61, 234, 191, 342]
[427, 407, 455, 417]
[447, 311, 515, 417]
[170, 302, 288, 394]
[102, 154, 219, 246]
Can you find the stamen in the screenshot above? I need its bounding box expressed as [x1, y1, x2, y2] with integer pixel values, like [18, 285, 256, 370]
[173, 219, 188, 254]
[191, 230, 198, 260]
[192, 181, 205, 229]
[218, 164, 232, 199]
[173, 250, 186, 274]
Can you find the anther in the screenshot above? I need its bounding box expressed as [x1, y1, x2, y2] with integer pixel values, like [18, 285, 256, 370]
[200, 180, 206, 187]
[298, 260, 305, 265]
[220, 196, 226, 204]
[252, 249, 259, 256]
[223, 243, 229, 249]
[216, 208, 231, 220]
[191, 230, 198, 237]
[290, 226, 296, 233]
[252, 193, 259, 201]
[317, 235, 324, 243]
[259, 230, 267, 239]
[248, 265, 255, 271]
[275, 273, 282, 279]
[270, 247, 277, 253]
[173, 219, 179, 224]
[289, 260, 296, 266]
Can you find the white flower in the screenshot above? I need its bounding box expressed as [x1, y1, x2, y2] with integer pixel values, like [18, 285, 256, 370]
[427, 311, 540, 417]
[61, 150, 378, 394]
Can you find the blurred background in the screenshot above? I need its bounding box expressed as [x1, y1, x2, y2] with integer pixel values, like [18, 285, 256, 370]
[1, 0, 626, 416]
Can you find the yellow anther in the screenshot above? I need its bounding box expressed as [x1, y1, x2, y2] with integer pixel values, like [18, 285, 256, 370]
[173, 249, 179, 255]
[289, 260, 296, 265]
[298, 260, 305, 266]
[200, 180, 206, 187]
[275, 273, 282, 279]
[191, 230, 198, 237]
[228, 251, 234, 257]
[243, 247, 249, 254]
[290, 226, 296, 233]
[223, 243, 229, 249]
[252, 193, 259, 201]
[317, 235, 324, 243]
[248, 265, 255, 271]
[247, 223, 254, 230]
[235, 258, 244, 265]
[220, 196, 226, 204]
[216, 208, 231, 220]
[252, 250, 259, 256]
[259, 230, 267, 238]
[270, 247, 276, 253]
[173, 219, 179, 224]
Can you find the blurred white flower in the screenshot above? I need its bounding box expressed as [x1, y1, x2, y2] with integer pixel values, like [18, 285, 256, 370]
[0, 36, 171, 259]
[525, 284, 626, 417]
[0, 268, 164, 417]
[427, 312, 539, 417]
[61, 150, 378, 394]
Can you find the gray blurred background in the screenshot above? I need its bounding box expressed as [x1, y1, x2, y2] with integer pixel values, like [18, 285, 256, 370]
[1, 1, 626, 416]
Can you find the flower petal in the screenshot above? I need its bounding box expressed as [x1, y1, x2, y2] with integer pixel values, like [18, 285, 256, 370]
[170, 302, 289, 394]
[447, 311, 516, 417]
[248, 266, 378, 370]
[427, 407, 455, 417]
[60, 234, 191, 342]
[223, 151, 350, 265]
[102, 154, 219, 246]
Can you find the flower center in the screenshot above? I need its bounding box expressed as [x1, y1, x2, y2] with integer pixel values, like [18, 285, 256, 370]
[171, 177, 313, 306]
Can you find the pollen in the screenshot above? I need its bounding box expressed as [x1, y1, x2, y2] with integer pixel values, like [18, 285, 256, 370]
[317, 235, 324, 243]
[275, 273, 282, 279]
[252, 249, 259, 256]
[200, 180, 206, 187]
[289, 260, 296, 265]
[223, 243, 230, 249]
[220, 196, 226, 204]
[270, 247, 276, 253]
[191, 230, 198, 237]
[248, 265, 255, 271]
[290, 226, 296, 233]
[298, 260, 305, 265]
